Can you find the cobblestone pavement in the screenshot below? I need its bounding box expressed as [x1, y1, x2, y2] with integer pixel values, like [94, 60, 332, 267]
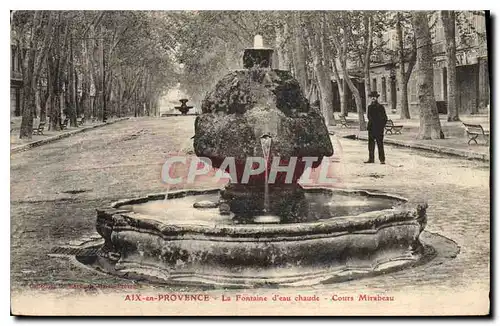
[10, 117, 490, 307]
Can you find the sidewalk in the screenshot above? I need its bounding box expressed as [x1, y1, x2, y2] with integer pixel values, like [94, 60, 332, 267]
[10, 117, 129, 154]
[328, 113, 490, 162]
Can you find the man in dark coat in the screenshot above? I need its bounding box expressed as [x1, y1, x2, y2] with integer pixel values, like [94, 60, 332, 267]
[364, 91, 388, 164]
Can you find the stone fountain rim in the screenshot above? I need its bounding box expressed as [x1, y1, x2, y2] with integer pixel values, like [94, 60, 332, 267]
[97, 188, 427, 239]
[110, 187, 409, 207]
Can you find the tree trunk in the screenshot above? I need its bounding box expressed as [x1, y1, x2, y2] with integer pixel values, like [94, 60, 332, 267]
[402, 38, 416, 120]
[345, 77, 364, 129]
[19, 11, 53, 138]
[332, 45, 349, 117]
[74, 69, 80, 117]
[303, 18, 335, 125]
[40, 76, 49, 122]
[413, 11, 444, 139]
[67, 36, 77, 127]
[361, 13, 372, 130]
[341, 78, 348, 116]
[88, 25, 102, 121]
[145, 98, 151, 116]
[319, 18, 336, 125]
[117, 76, 123, 118]
[34, 87, 41, 119]
[134, 93, 138, 117]
[46, 56, 55, 130]
[331, 57, 346, 117]
[81, 39, 92, 120]
[400, 79, 410, 118]
[105, 68, 113, 116]
[291, 13, 309, 92]
[331, 31, 366, 130]
[441, 11, 459, 121]
[400, 51, 416, 120]
[100, 24, 107, 122]
[48, 14, 70, 131]
[396, 13, 411, 119]
[274, 25, 284, 70]
[60, 91, 66, 121]
[80, 79, 90, 120]
[20, 82, 35, 139]
[280, 22, 291, 70]
[19, 18, 38, 138]
[48, 63, 62, 131]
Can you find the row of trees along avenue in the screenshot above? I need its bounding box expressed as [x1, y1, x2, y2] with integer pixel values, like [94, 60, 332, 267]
[12, 11, 486, 140]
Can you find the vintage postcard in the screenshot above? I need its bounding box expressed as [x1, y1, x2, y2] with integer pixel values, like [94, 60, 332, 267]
[10, 10, 490, 316]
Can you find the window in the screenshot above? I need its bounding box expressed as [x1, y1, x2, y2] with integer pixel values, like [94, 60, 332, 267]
[433, 67, 442, 100]
[390, 31, 398, 50]
[11, 46, 15, 72]
[15, 88, 21, 116]
[437, 25, 445, 42]
[381, 77, 387, 102]
[372, 78, 377, 92]
[382, 31, 389, 46]
[443, 67, 448, 100]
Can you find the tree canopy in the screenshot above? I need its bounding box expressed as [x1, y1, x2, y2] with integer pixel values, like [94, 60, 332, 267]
[11, 10, 487, 138]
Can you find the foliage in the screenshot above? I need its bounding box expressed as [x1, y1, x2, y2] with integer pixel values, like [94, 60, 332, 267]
[11, 10, 488, 138]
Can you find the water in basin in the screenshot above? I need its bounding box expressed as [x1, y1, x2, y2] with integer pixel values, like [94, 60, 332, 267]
[119, 190, 403, 226]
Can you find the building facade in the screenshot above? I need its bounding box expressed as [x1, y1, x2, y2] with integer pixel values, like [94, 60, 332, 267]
[333, 11, 489, 117]
[10, 44, 23, 116]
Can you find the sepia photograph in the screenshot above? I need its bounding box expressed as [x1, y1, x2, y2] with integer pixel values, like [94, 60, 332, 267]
[9, 8, 491, 316]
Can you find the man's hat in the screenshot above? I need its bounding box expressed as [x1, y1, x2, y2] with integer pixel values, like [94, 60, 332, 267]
[368, 91, 380, 98]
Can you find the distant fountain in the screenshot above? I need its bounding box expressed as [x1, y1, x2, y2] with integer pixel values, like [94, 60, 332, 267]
[174, 99, 193, 115]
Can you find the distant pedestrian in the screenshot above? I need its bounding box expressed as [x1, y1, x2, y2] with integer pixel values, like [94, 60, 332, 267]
[364, 91, 388, 164]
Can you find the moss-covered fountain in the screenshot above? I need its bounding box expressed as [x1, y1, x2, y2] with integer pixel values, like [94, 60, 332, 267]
[82, 36, 444, 288]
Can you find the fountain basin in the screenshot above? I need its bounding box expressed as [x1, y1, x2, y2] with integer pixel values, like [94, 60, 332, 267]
[175, 106, 193, 115]
[94, 188, 429, 288]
